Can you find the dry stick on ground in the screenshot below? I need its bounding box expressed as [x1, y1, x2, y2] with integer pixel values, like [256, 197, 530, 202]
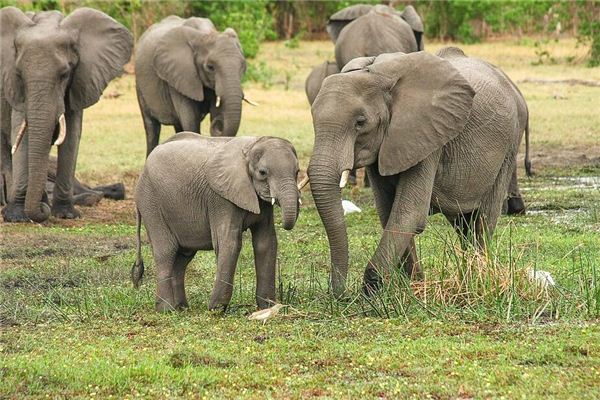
[517, 78, 600, 87]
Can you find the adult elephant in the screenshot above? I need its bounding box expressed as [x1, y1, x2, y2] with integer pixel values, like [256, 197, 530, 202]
[136, 16, 253, 156]
[327, 4, 424, 69]
[307, 48, 530, 296]
[0, 7, 132, 223]
[305, 61, 340, 106]
[318, 4, 424, 186]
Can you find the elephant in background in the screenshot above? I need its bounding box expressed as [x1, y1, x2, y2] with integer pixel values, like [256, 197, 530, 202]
[305, 61, 340, 106]
[307, 48, 530, 296]
[45, 156, 125, 207]
[310, 4, 424, 187]
[133, 133, 301, 312]
[327, 4, 424, 69]
[136, 16, 253, 157]
[0, 7, 132, 223]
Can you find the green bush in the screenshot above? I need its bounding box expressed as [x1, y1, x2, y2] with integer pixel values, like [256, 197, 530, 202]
[189, 0, 275, 59]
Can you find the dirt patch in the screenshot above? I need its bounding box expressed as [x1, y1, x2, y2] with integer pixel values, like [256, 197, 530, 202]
[0, 231, 134, 266]
[48, 198, 137, 228]
[521, 146, 600, 173]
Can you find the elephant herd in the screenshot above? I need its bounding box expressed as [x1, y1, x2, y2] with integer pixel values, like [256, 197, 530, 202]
[1, 5, 532, 313]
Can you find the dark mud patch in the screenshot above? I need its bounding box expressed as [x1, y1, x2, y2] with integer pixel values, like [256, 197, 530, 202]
[0, 231, 134, 265]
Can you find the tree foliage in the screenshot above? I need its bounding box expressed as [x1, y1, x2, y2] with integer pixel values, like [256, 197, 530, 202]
[2, 0, 599, 65]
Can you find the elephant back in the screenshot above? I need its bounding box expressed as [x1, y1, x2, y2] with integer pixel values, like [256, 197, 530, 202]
[335, 11, 417, 68]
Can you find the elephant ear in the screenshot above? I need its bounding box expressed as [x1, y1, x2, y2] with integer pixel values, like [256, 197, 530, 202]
[367, 52, 475, 176]
[341, 56, 377, 73]
[153, 25, 208, 102]
[399, 6, 424, 50]
[207, 137, 261, 214]
[182, 17, 216, 34]
[61, 8, 133, 110]
[327, 4, 374, 43]
[0, 7, 33, 110]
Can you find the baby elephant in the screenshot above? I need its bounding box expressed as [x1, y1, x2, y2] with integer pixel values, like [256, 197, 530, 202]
[132, 132, 300, 312]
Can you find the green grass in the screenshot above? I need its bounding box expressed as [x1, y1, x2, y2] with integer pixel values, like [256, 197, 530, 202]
[2, 39, 600, 398]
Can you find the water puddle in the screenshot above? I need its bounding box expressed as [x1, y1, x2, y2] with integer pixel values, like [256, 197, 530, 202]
[522, 176, 600, 192]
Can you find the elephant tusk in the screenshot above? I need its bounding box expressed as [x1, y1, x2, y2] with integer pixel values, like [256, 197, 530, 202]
[243, 96, 259, 106]
[53, 114, 67, 146]
[339, 170, 350, 188]
[297, 175, 309, 190]
[271, 198, 276, 206]
[298, 198, 302, 205]
[215, 96, 221, 108]
[11, 120, 27, 155]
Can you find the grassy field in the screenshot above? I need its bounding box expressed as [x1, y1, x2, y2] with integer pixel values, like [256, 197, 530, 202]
[1, 39, 600, 398]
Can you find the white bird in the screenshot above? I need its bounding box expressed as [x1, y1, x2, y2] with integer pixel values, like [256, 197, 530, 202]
[248, 303, 285, 324]
[527, 268, 556, 289]
[342, 200, 362, 215]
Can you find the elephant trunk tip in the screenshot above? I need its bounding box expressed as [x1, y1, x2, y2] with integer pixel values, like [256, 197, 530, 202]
[25, 202, 51, 223]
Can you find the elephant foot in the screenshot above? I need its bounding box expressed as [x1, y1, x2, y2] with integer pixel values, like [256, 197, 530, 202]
[73, 191, 103, 207]
[1, 202, 29, 222]
[362, 267, 382, 296]
[155, 298, 177, 313]
[92, 183, 126, 201]
[51, 201, 81, 219]
[155, 295, 189, 312]
[506, 196, 526, 215]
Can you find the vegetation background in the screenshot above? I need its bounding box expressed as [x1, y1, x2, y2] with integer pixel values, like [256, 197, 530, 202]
[4, 0, 600, 65]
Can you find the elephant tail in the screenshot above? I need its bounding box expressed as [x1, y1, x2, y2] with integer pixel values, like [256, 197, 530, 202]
[524, 115, 532, 177]
[131, 208, 145, 289]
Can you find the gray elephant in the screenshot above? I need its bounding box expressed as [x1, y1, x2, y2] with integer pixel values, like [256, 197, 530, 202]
[136, 16, 254, 156]
[306, 48, 530, 296]
[305, 61, 340, 106]
[0, 7, 132, 223]
[327, 4, 424, 69]
[132, 132, 301, 312]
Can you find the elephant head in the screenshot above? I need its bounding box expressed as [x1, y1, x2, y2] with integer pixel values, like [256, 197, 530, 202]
[307, 52, 474, 295]
[0, 7, 132, 222]
[153, 18, 246, 137]
[326, 4, 424, 50]
[207, 137, 300, 230]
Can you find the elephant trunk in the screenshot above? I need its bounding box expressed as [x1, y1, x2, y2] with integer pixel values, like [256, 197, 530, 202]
[24, 103, 56, 222]
[214, 75, 243, 137]
[308, 142, 349, 297]
[277, 178, 299, 231]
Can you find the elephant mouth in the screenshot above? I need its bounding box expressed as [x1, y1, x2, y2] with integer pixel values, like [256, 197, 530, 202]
[11, 114, 67, 155]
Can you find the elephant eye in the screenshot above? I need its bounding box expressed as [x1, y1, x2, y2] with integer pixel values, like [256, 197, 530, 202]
[258, 168, 267, 177]
[355, 116, 367, 129]
[205, 63, 215, 72]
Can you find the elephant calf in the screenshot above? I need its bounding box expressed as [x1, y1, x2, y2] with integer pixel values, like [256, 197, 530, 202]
[132, 133, 301, 312]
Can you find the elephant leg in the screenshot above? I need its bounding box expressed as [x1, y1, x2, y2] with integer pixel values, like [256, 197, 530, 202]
[2, 111, 29, 222]
[52, 109, 82, 219]
[250, 209, 277, 309]
[477, 153, 518, 249]
[172, 249, 196, 310]
[367, 166, 422, 280]
[363, 153, 440, 294]
[0, 102, 13, 206]
[506, 165, 526, 215]
[402, 238, 423, 280]
[173, 123, 184, 133]
[91, 183, 126, 200]
[154, 250, 178, 313]
[209, 222, 243, 311]
[170, 87, 202, 133]
[137, 88, 161, 157]
[450, 209, 483, 250]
